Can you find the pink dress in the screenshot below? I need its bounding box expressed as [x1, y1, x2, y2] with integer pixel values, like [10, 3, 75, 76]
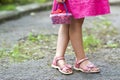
[52, 0, 110, 19]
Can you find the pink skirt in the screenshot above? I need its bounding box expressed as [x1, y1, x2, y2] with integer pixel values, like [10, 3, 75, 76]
[52, 0, 110, 19]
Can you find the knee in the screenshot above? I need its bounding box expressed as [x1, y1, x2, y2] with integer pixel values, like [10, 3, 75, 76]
[70, 18, 84, 28]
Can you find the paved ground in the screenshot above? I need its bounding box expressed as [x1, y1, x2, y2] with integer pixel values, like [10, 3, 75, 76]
[0, 5, 120, 80]
[0, 10, 59, 48]
[0, 48, 120, 80]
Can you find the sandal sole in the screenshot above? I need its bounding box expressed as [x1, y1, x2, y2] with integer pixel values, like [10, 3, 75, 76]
[73, 66, 100, 73]
[51, 64, 73, 75]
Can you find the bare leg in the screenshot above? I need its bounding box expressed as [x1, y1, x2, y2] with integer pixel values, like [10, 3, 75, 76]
[54, 24, 72, 73]
[69, 18, 85, 59]
[55, 24, 70, 57]
[69, 18, 99, 72]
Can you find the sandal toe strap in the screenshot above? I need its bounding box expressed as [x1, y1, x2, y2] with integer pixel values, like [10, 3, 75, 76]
[87, 63, 96, 68]
[83, 63, 98, 71]
[61, 64, 72, 72]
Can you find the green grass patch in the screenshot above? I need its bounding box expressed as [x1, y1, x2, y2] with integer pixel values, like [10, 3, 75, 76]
[0, 0, 51, 11]
[83, 35, 101, 52]
[0, 34, 57, 62]
[0, 4, 16, 10]
[35, 0, 48, 3]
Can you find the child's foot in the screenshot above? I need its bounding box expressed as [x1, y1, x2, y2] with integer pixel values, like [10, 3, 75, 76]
[74, 57, 100, 73]
[51, 56, 73, 74]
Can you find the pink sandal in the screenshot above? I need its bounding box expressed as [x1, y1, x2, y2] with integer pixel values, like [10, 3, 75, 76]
[74, 57, 100, 73]
[51, 57, 73, 74]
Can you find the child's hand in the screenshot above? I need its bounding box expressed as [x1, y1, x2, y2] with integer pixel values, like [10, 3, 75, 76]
[57, 0, 65, 3]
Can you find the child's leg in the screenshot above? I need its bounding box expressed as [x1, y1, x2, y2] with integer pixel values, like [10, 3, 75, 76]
[53, 24, 72, 73]
[69, 18, 99, 72]
[55, 24, 70, 57]
[69, 18, 85, 59]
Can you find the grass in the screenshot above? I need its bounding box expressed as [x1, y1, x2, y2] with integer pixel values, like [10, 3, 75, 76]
[0, 34, 57, 62]
[0, 0, 50, 11]
[0, 4, 16, 11]
[83, 35, 101, 52]
[35, 0, 48, 3]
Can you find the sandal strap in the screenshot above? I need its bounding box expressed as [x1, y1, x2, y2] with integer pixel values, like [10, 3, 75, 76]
[81, 62, 97, 72]
[76, 57, 89, 65]
[87, 62, 96, 68]
[52, 56, 65, 66]
[61, 64, 72, 71]
[75, 58, 99, 72]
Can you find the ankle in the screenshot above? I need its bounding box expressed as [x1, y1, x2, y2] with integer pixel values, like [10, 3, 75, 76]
[58, 60, 66, 64]
[54, 55, 64, 58]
